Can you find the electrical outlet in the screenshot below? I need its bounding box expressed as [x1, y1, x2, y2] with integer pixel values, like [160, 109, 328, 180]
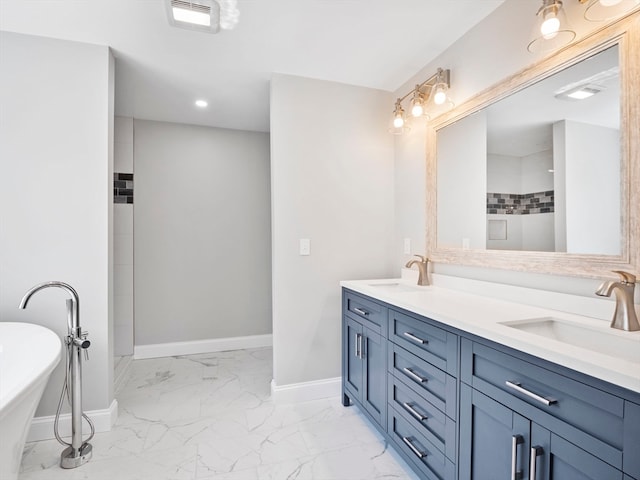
[403, 238, 411, 255]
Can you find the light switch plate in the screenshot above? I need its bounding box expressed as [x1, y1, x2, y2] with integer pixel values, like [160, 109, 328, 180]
[299, 238, 310, 256]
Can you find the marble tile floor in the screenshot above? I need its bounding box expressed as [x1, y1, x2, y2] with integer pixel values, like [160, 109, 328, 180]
[19, 348, 419, 479]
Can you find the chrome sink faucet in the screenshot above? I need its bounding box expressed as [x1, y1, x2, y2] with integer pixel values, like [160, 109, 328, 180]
[595, 270, 640, 331]
[405, 255, 430, 286]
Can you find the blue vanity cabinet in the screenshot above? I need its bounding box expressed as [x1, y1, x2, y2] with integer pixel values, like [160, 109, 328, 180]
[342, 291, 388, 429]
[341, 288, 640, 480]
[460, 338, 631, 479]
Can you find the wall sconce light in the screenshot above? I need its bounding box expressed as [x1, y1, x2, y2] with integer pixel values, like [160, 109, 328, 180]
[528, 0, 576, 53]
[580, 0, 640, 21]
[389, 68, 452, 135]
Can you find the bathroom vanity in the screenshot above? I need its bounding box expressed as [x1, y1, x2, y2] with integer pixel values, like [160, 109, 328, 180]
[341, 280, 640, 480]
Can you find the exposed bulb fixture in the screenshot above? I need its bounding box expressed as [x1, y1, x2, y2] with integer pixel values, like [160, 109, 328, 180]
[410, 89, 425, 117]
[389, 68, 452, 135]
[528, 0, 576, 53]
[393, 101, 406, 128]
[580, 0, 640, 21]
[166, 0, 239, 34]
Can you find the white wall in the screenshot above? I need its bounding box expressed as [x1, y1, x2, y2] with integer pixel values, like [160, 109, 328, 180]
[114, 116, 134, 356]
[270, 74, 394, 387]
[487, 153, 521, 193]
[134, 120, 271, 345]
[437, 111, 487, 250]
[558, 120, 620, 255]
[0, 32, 114, 414]
[393, 0, 617, 294]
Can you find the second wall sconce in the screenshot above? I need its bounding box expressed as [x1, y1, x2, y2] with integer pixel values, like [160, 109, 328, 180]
[527, 0, 576, 53]
[389, 68, 452, 135]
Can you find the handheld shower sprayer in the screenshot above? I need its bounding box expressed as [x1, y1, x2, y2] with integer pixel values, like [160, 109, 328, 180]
[19, 281, 94, 469]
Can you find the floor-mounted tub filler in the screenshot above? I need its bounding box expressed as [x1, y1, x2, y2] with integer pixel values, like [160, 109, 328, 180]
[17, 281, 94, 471]
[0, 322, 61, 480]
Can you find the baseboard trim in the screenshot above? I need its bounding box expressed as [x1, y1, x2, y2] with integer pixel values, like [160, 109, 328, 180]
[28, 399, 118, 442]
[133, 334, 273, 360]
[271, 377, 341, 404]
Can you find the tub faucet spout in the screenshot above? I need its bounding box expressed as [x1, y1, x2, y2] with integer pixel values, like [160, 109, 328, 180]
[19, 281, 92, 468]
[595, 271, 640, 331]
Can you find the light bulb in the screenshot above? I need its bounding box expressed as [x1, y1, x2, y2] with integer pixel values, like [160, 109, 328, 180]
[599, 0, 623, 6]
[433, 86, 447, 105]
[393, 115, 405, 128]
[540, 14, 560, 39]
[411, 104, 424, 117]
[195, 99, 208, 108]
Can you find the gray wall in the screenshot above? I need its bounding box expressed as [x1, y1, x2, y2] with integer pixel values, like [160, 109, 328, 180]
[270, 74, 395, 387]
[134, 120, 271, 345]
[0, 31, 114, 414]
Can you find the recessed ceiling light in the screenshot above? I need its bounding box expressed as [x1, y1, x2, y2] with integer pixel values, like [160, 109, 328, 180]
[195, 100, 208, 108]
[555, 85, 603, 101]
[173, 5, 211, 27]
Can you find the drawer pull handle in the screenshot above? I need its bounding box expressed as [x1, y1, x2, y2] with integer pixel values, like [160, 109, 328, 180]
[403, 332, 428, 344]
[529, 446, 543, 480]
[402, 402, 427, 421]
[506, 381, 557, 406]
[402, 436, 427, 459]
[511, 435, 524, 480]
[353, 307, 369, 316]
[403, 367, 428, 383]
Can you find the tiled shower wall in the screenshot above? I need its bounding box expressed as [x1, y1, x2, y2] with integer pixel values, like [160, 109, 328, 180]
[113, 116, 134, 356]
[487, 190, 554, 215]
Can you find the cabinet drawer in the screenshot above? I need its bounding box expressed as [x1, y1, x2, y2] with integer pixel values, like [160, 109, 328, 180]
[343, 290, 387, 334]
[389, 343, 457, 419]
[389, 375, 456, 461]
[389, 309, 458, 376]
[462, 339, 625, 469]
[388, 407, 456, 480]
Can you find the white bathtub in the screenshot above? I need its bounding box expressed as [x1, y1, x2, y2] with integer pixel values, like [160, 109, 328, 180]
[0, 322, 61, 480]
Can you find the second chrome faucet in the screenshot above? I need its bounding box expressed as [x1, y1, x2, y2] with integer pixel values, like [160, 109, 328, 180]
[405, 255, 430, 286]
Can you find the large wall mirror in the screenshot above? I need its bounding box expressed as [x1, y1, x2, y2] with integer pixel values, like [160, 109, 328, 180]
[426, 14, 639, 278]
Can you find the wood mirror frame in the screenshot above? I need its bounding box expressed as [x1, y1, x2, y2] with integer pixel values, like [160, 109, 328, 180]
[426, 13, 640, 279]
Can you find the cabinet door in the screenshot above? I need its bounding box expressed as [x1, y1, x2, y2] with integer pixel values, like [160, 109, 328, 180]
[344, 317, 363, 399]
[460, 384, 530, 480]
[530, 424, 623, 480]
[362, 327, 386, 427]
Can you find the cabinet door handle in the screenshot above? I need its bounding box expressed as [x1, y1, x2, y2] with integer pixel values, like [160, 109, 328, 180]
[529, 446, 543, 480]
[506, 381, 557, 406]
[511, 435, 524, 480]
[402, 402, 428, 421]
[353, 307, 369, 316]
[403, 367, 428, 383]
[354, 333, 362, 359]
[402, 436, 427, 459]
[403, 332, 428, 344]
[358, 334, 363, 359]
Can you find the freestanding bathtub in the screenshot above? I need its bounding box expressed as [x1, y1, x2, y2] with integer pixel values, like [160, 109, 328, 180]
[0, 322, 61, 480]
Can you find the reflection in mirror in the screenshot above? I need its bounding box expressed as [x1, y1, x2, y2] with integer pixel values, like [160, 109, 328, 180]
[437, 45, 620, 255]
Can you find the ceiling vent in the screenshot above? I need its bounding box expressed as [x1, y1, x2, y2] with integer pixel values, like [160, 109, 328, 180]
[166, 0, 239, 34]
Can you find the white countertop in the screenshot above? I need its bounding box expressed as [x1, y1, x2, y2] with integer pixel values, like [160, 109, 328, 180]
[340, 277, 640, 395]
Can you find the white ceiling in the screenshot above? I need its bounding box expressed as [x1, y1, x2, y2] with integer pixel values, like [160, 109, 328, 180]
[0, 0, 504, 132]
[486, 43, 620, 157]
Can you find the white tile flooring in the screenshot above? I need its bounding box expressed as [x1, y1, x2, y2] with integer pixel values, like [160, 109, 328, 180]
[19, 348, 419, 479]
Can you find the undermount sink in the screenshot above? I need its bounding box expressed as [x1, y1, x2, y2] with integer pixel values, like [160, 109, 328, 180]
[366, 282, 423, 293]
[501, 317, 640, 364]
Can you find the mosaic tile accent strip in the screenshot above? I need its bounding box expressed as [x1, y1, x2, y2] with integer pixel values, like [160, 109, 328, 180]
[114, 172, 133, 204]
[487, 190, 554, 215]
